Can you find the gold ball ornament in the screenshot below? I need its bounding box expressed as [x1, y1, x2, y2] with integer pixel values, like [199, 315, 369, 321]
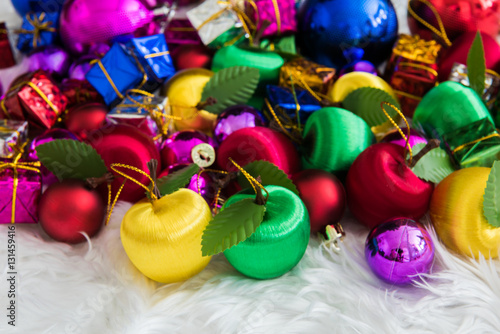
[162, 68, 217, 135]
[328, 72, 397, 103]
[430, 167, 500, 259]
[121, 188, 212, 283]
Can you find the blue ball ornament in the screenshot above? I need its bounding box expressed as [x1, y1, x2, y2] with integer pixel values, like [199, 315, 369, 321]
[297, 0, 399, 68]
[11, 0, 63, 16]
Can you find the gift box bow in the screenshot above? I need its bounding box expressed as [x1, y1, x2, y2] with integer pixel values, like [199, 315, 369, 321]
[0, 142, 40, 224]
[16, 12, 57, 49]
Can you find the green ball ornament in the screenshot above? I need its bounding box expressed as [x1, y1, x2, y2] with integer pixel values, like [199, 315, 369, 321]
[301, 107, 374, 174]
[223, 185, 310, 280]
[413, 81, 494, 140]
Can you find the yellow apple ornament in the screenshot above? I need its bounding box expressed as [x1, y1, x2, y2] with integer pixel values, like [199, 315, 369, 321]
[161, 68, 217, 135]
[430, 163, 500, 259]
[117, 161, 212, 283]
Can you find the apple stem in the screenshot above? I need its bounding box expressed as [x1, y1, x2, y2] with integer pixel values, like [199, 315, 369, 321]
[252, 176, 267, 206]
[252, 20, 271, 46]
[86, 172, 114, 189]
[147, 159, 162, 200]
[196, 97, 217, 110]
[407, 139, 441, 168]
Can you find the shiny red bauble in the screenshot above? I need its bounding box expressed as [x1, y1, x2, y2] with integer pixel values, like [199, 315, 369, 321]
[64, 103, 108, 140]
[217, 127, 300, 176]
[39, 179, 106, 244]
[171, 44, 214, 70]
[408, 0, 500, 42]
[346, 143, 434, 228]
[292, 169, 346, 233]
[437, 31, 500, 81]
[87, 124, 160, 203]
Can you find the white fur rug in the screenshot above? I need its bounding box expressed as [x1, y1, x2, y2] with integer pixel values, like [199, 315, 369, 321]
[1, 204, 500, 334]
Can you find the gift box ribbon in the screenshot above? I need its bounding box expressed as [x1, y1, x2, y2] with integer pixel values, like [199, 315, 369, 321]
[16, 12, 57, 49]
[0, 142, 40, 224]
[1, 80, 63, 119]
[407, 0, 451, 47]
[247, 0, 282, 35]
[451, 133, 500, 155]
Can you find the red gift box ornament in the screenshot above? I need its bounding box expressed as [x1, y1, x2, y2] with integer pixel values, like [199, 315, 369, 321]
[1, 70, 68, 129]
[0, 142, 41, 224]
[384, 34, 442, 117]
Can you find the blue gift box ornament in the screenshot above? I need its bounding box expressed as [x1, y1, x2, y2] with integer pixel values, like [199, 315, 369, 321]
[265, 85, 322, 124]
[85, 43, 146, 106]
[127, 34, 176, 89]
[16, 12, 59, 53]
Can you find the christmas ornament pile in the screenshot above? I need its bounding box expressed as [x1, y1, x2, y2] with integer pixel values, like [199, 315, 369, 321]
[2, 0, 500, 286]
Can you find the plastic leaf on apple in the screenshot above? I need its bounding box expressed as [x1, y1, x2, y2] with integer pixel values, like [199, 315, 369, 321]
[408, 143, 456, 184]
[483, 161, 500, 228]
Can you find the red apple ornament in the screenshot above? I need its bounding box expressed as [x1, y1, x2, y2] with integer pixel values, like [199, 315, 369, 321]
[39, 179, 106, 244]
[292, 169, 346, 233]
[346, 143, 434, 228]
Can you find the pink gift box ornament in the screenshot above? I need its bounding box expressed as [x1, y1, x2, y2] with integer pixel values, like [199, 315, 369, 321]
[247, 0, 297, 38]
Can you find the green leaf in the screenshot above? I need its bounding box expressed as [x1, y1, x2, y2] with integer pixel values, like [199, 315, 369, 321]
[200, 66, 260, 114]
[408, 143, 455, 184]
[201, 198, 266, 256]
[342, 87, 401, 127]
[237, 160, 299, 195]
[483, 160, 500, 228]
[157, 163, 200, 196]
[467, 31, 486, 97]
[35, 139, 107, 181]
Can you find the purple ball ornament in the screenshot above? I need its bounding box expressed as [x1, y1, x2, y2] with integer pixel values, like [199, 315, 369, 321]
[27, 46, 71, 79]
[214, 105, 265, 143]
[339, 60, 378, 77]
[68, 44, 110, 80]
[365, 217, 435, 285]
[28, 129, 79, 187]
[160, 130, 218, 169]
[381, 128, 428, 149]
[59, 0, 168, 55]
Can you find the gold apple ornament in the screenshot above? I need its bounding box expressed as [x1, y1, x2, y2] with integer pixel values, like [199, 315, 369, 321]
[113, 161, 212, 283]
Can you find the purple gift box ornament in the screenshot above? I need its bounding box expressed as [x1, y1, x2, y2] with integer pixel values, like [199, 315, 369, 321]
[0, 142, 41, 224]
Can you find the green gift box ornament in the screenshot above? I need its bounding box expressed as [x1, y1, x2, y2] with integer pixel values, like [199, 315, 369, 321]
[442, 118, 500, 168]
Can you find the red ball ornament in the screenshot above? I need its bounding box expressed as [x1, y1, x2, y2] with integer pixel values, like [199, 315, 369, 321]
[292, 169, 346, 233]
[437, 31, 500, 81]
[217, 127, 300, 176]
[408, 0, 500, 43]
[39, 179, 106, 244]
[87, 124, 160, 203]
[346, 143, 434, 228]
[171, 44, 214, 70]
[65, 103, 108, 140]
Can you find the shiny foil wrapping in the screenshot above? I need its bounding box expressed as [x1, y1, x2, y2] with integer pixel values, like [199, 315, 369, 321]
[448, 63, 500, 110]
[385, 34, 441, 117]
[60, 79, 104, 107]
[246, 0, 297, 38]
[0, 120, 28, 158]
[16, 12, 59, 53]
[0, 22, 16, 69]
[279, 58, 336, 97]
[0, 159, 41, 224]
[1, 70, 68, 129]
[442, 118, 500, 169]
[164, 19, 202, 48]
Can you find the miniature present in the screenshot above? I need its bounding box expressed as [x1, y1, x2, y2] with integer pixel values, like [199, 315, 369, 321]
[448, 63, 500, 110]
[384, 34, 441, 117]
[108, 92, 170, 143]
[16, 12, 58, 53]
[0, 148, 41, 224]
[60, 79, 104, 107]
[266, 85, 321, 124]
[259, 35, 296, 57]
[126, 34, 176, 90]
[279, 58, 336, 98]
[186, 0, 247, 47]
[86, 43, 146, 106]
[0, 120, 28, 158]
[246, 0, 297, 38]
[1, 70, 68, 129]
[0, 22, 16, 69]
[164, 19, 202, 48]
[442, 118, 500, 169]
